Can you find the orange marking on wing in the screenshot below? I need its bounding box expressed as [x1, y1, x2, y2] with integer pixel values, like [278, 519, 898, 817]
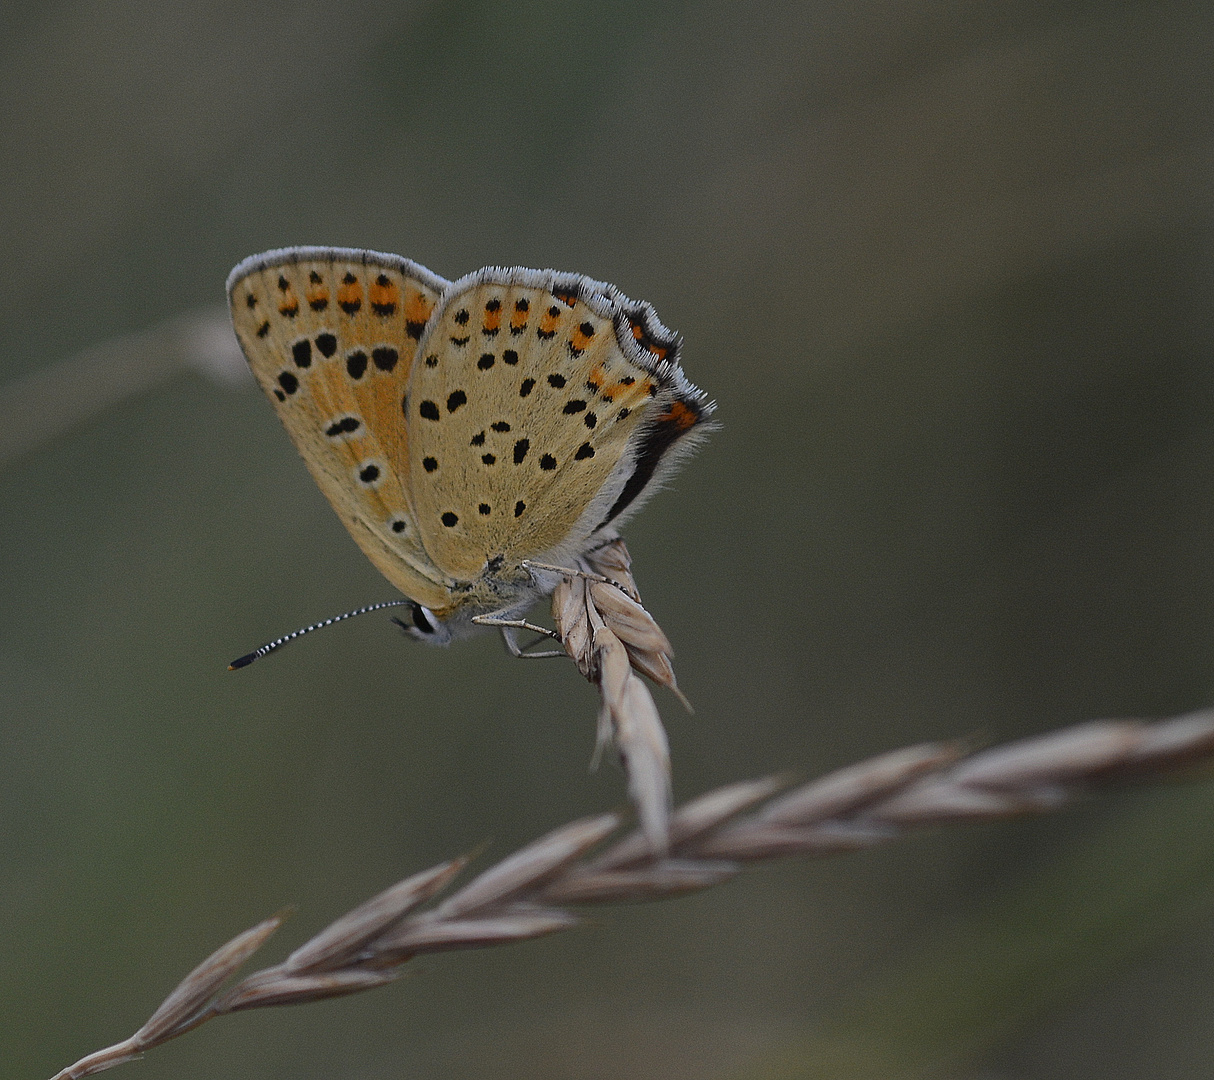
[337, 276, 363, 314]
[659, 399, 699, 432]
[306, 284, 329, 310]
[275, 274, 300, 317]
[628, 317, 668, 360]
[404, 291, 432, 325]
[510, 310, 528, 332]
[538, 308, 561, 335]
[571, 325, 593, 352]
[278, 282, 300, 316]
[605, 378, 643, 400]
[370, 276, 400, 315]
[483, 308, 501, 333]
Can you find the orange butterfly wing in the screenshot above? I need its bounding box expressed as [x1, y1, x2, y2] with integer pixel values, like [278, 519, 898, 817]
[227, 247, 455, 612]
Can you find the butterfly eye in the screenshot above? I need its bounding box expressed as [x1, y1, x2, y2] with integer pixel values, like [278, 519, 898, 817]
[410, 603, 437, 634]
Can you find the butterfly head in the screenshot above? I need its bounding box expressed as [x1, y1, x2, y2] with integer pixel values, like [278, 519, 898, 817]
[392, 601, 457, 645]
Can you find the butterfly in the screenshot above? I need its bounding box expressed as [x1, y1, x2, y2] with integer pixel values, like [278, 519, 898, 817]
[227, 246, 713, 649]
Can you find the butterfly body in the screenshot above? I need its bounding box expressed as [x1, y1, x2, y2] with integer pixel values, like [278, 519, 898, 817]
[228, 247, 713, 642]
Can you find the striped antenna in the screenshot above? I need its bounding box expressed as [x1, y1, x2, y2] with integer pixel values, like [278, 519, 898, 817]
[228, 600, 414, 670]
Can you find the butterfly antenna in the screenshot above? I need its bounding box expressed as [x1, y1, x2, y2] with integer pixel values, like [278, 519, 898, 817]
[227, 600, 414, 670]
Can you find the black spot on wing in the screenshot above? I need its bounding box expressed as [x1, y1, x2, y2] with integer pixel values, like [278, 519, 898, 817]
[373, 347, 399, 372]
[325, 416, 360, 437]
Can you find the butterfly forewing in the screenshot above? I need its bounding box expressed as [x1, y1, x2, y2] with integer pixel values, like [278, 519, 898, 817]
[228, 248, 454, 610]
[406, 274, 662, 581]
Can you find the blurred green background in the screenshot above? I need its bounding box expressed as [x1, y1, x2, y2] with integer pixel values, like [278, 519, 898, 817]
[3, 1, 1213, 1077]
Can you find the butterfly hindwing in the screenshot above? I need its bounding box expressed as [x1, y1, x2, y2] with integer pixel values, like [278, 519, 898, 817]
[228, 247, 455, 611]
[405, 269, 712, 581]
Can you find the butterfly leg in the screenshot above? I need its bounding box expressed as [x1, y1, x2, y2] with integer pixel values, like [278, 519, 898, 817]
[521, 560, 620, 587]
[472, 614, 566, 660]
[500, 625, 568, 660]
